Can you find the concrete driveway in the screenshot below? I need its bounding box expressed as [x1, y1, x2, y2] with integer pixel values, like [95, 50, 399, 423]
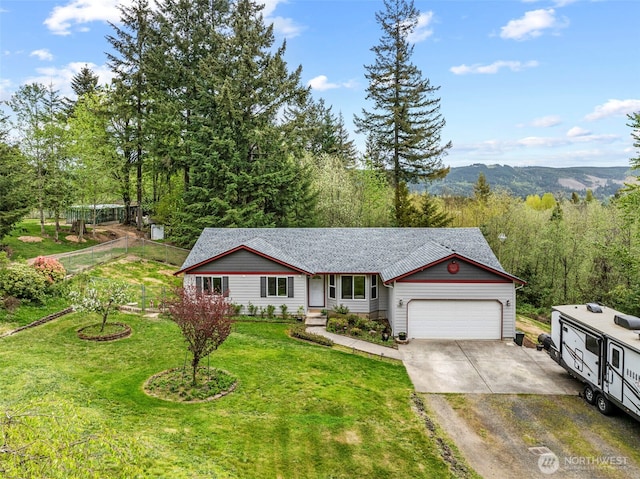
[399, 340, 582, 394]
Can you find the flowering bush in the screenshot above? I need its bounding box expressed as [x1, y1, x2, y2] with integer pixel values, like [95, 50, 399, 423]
[32, 256, 66, 284]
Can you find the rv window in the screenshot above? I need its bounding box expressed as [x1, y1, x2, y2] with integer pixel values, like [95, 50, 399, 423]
[585, 336, 599, 355]
[612, 349, 620, 368]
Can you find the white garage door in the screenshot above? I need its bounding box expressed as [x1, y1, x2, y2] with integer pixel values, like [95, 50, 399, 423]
[407, 300, 501, 339]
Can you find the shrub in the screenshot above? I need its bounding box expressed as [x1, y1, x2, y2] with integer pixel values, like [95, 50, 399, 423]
[289, 325, 333, 347]
[280, 304, 288, 319]
[346, 314, 360, 326]
[247, 302, 258, 316]
[32, 256, 66, 284]
[333, 304, 350, 315]
[266, 305, 276, 319]
[0, 263, 48, 302]
[350, 327, 362, 337]
[326, 317, 348, 333]
[1, 295, 21, 312]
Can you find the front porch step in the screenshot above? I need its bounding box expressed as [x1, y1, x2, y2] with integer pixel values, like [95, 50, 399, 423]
[305, 311, 327, 327]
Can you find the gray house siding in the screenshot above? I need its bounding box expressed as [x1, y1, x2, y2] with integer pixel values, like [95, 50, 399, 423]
[184, 273, 307, 313]
[190, 249, 299, 274]
[388, 282, 515, 338]
[400, 259, 510, 282]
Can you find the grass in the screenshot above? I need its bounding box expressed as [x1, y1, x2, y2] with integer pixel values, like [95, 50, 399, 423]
[0, 295, 70, 333]
[2, 219, 100, 260]
[0, 316, 456, 478]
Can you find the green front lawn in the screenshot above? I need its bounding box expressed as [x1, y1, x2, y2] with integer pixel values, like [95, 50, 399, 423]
[0, 316, 458, 478]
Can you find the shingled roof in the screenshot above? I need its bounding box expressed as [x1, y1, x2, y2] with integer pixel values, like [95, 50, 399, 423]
[177, 228, 518, 283]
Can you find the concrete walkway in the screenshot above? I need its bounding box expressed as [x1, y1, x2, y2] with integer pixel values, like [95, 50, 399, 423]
[306, 326, 404, 361]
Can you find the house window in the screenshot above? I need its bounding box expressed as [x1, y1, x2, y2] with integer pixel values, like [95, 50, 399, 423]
[196, 276, 228, 295]
[260, 276, 294, 298]
[329, 275, 336, 299]
[268, 277, 288, 297]
[341, 275, 366, 300]
[371, 275, 378, 299]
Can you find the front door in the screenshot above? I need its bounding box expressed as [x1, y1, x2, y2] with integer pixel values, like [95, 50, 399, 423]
[308, 275, 325, 308]
[606, 342, 624, 402]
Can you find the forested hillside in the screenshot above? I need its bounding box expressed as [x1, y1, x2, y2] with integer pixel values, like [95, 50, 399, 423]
[425, 164, 632, 199]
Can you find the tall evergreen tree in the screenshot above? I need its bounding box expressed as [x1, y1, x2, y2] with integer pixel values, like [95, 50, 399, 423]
[176, 0, 314, 245]
[149, 0, 229, 192]
[354, 0, 451, 224]
[106, 0, 153, 230]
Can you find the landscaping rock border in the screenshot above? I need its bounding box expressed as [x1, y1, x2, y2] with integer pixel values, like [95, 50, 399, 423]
[77, 322, 132, 341]
[0, 307, 74, 339]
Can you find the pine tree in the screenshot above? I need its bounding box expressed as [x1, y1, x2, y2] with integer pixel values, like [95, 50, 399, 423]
[175, 0, 314, 245]
[415, 192, 452, 227]
[473, 172, 491, 203]
[106, 0, 153, 230]
[71, 65, 100, 97]
[354, 0, 451, 224]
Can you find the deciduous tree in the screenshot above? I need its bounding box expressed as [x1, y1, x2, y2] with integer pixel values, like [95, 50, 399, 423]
[167, 287, 233, 385]
[70, 279, 132, 332]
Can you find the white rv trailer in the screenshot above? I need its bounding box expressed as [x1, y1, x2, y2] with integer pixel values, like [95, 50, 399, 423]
[540, 304, 640, 420]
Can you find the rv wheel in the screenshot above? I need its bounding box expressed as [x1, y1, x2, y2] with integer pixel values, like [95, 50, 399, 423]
[583, 385, 596, 405]
[596, 394, 614, 416]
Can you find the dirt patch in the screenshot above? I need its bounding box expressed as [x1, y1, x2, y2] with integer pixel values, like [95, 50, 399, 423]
[65, 235, 87, 243]
[17, 236, 43, 243]
[424, 393, 640, 479]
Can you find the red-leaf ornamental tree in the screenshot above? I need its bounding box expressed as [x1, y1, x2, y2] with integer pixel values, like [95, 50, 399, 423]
[167, 287, 234, 385]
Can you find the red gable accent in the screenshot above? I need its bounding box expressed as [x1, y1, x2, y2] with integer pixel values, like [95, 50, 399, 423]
[386, 254, 526, 285]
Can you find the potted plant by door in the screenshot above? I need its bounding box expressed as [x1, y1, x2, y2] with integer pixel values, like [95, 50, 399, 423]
[397, 331, 408, 343]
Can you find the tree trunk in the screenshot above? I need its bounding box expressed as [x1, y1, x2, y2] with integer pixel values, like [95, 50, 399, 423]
[191, 355, 200, 386]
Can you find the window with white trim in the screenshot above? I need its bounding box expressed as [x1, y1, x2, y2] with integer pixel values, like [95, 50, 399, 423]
[371, 275, 378, 299]
[341, 275, 366, 300]
[260, 276, 294, 298]
[329, 274, 336, 299]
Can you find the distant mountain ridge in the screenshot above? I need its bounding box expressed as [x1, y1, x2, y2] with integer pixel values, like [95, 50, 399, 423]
[425, 164, 634, 199]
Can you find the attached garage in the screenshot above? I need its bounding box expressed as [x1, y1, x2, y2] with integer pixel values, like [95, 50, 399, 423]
[407, 299, 502, 340]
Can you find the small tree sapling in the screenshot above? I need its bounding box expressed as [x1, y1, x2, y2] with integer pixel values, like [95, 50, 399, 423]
[70, 279, 132, 332]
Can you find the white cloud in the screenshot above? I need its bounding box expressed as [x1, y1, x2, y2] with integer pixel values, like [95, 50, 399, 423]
[450, 60, 538, 75]
[269, 16, 303, 38]
[44, 0, 123, 36]
[585, 99, 640, 121]
[24, 62, 115, 99]
[44, 0, 302, 39]
[531, 115, 562, 128]
[566, 126, 590, 137]
[307, 75, 356, 92]
[500, 9, 568, 41]
[30, 49, 54, 61]
[407, 12, 434, 43]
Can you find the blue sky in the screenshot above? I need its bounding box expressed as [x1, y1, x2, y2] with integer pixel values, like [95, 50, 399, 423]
[1, 0, 638, 168]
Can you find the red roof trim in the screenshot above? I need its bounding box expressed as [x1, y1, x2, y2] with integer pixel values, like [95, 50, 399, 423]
[396, 279, 512, 284]
[385, 253, 526, 285]
[175, 245, 312, 276]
